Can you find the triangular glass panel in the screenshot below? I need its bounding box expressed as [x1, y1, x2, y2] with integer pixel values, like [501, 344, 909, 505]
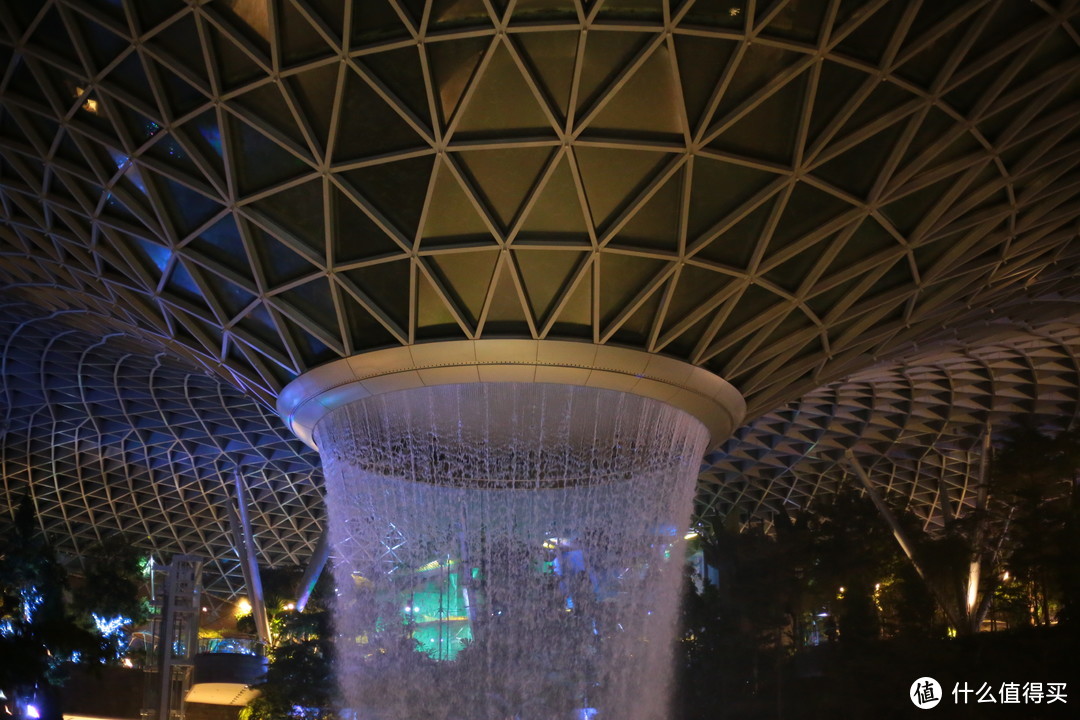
[205, 17, 268, 91]
[427, 36, 495, 127]
[28, 6, 80, 67]
[812, 121, 905, 199]
[100, 189, 148, 230]
[176, 110, 226, 181]
[513, 249, 587, 325]
[341, 290, 403, 351]
[596, 0, 663, 22]
[693, 195, 776, 269]
[667, 278, 766, 346]
[453, 41, 554, 137]
[212, 0, 272, 53]
[187, 216, 251, 276]
[358, 46, 432, 128]
[274, 275, 338, 329]
[511, 31, 578, 120]
[332, 187, 408, 264]
[144, 130, 218, 183]
[284, 62, 340, 153]
[237, 301, 283, 356]
[147, 58, 211, 119]
[119, 234, 169, 284]
[305, 0, 346, 42]
[106, 99, 165, 147]
[145, 13, 207, 82]
[278, 0, 336, 68]
[78, 0, 127, 26]
[710, 45, 805, 124]
[760, 0, 828, 43]
[233, 83, 308, 151]
[333, 67, 427, 162]
[673, 34, 737, 132]
[339, 155, 435, 240]
[52, 129, 91, 169]
[0, 108, 32, 149]
[546, 266, 592, 338]
[576, 32, 654, 117]
[574, 146, 671, 231]
[455, 146, 554, 232]
[340, 259, 411, 331]
[834, 0, 908, 65]
[766, 182, 854, 256]
[102, 51, 161, 113]
[165, 258, 209, 306]
[246, 222, 321, 287]
[603, 285, 665, 346]
[895, 21, 972, 88]
[609, 168, 682, 253]
[150, 171, 226, 239]
[133, 0, 186, 32]
[516, 154, 590, 243]
[807, 61, 870, 147]
[425, 250, 499, 326]
[351, 0, 411, 48]
[708, 69, 807, 166]
[680, 0, 747, 31]
[226, 114, 312, 196]
[586, 43, 683, 139]
[430, 0, 491, 30]
[248, 179, 325, 259]
[481, 259, 531, 332]
[420, 160, 496, 247]
[70, 12, 131, 72]
[5, 57, 52, 113]
[208, 274, 258, 319]
[879, 175, 953, 236]
[416, 264, 472, 339]
[597, 254, 668, 327]
[512, 0, 576, 19]
[686, 157, 778, 244]
[277, 310, 340, 367]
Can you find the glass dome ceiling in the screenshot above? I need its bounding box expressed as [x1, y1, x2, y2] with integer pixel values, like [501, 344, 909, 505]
[2, 0, 1080, 593]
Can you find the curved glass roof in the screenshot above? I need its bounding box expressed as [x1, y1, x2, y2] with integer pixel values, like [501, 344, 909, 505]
[2, 0, 1080, 593]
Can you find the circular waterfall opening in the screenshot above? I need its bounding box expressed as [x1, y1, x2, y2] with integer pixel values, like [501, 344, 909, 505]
[314, 382, 710, 720]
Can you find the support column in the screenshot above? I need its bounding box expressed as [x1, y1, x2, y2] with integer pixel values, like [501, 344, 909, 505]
[226, 472, 271, 646]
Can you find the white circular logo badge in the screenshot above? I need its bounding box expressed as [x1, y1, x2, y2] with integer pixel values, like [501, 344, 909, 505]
[910, 677, 942, 709]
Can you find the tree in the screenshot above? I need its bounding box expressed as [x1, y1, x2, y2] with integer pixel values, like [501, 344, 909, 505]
[991, 420, 1080, 626]
[0, 499, 101, 720]
[241, 609, 336, 720]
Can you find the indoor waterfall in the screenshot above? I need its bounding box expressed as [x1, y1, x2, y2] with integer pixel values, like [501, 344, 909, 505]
[315, 382, 709, 720]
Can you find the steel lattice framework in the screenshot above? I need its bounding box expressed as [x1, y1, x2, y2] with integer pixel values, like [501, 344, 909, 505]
[2, 0, 1080, 593]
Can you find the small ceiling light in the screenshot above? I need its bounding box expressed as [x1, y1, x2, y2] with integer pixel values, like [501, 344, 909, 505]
[74, 86, 99, 114]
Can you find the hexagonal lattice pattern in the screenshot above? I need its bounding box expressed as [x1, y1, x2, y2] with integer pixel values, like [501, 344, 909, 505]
[0, 302, 322, 596]
[1, 0, 1079, 414]
[3, 0, 1080, 592]
[704, 315, 1080, 529]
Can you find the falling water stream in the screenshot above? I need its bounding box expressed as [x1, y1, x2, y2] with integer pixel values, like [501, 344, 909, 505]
[315, 383, 709, 720]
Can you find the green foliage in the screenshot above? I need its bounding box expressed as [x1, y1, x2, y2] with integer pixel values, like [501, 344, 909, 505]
[239, 566, 344, 720]
[73, 535, 149, 625]
[991, 419, 1080, 626]
[242, 609, 336, 720]
[0, 499, 110, 719]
